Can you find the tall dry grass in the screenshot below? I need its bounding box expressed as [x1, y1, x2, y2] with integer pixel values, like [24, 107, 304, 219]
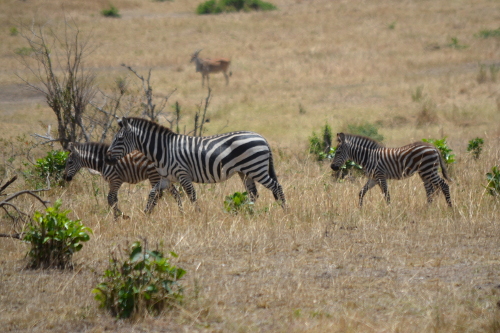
[1, 0, 499, 332]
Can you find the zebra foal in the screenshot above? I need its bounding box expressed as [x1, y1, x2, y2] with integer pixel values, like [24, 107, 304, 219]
[330, 133, 452, 207]
[63, 142, 180, 218]
[105, 117, 286, 211]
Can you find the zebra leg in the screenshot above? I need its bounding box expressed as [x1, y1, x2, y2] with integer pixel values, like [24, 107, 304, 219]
[424, 176, 452, 207]
[439, 179, 452, 207]
[239, 173, 259, 202]
[168, 184, 184, 211]
[107, 181, 125, 219]
[359, 179, 377, 207]
[178, 175, 200, 211]
[422, 180, 438, 204]
[145, 181, 163, 214]
[254, 175, 286, 209]
[377, 178, 391, 205]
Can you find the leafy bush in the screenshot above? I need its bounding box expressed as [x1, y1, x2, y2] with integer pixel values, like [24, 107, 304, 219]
[467, 137, 484, 160]
[422, 138, 456, 165]
[101, 5, 121, 17]
[309, 124, 333, 161]
[346, 122, 384, 142]
[308, 125, 362, 176]
[476, 28, 500, 39]
[224, 191, 254, 214]
[196, 0, 276, 14]
[485, 166, 500, 197]
[23, 200, 92, 269]
[93, 241, 185, 319]
[23, 150, 69, 189]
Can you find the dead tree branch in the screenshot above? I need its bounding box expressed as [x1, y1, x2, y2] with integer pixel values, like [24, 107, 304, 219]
[121, 64, 177, 123]
[16, 19, 97, 149]
[0, 177, 51, 231]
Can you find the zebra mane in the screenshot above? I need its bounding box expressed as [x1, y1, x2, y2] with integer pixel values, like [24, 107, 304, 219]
[72, 142, 110, 153]
[344, 133, 385, 149]
[125, 117, 175, 134]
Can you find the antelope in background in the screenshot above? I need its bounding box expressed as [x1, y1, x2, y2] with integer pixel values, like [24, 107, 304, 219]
[190, 49, 231, 87]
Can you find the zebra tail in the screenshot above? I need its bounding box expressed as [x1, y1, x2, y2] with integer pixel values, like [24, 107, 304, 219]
[438, 152, 451, 182]
[268, 149, 278, 181]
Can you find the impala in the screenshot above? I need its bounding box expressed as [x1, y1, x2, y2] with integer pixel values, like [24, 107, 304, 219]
[190, 49, 231, 87]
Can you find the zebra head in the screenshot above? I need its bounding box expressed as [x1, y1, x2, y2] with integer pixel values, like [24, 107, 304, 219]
[63, 143, 83, 182]
[106, 117, 136, 165]
[330, 133, 349, 171]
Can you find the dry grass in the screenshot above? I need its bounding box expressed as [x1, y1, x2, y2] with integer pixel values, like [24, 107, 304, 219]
[1, 0, 500, 332]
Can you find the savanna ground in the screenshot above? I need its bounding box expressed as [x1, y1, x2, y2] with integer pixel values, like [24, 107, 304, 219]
[1, 0, 500, 331]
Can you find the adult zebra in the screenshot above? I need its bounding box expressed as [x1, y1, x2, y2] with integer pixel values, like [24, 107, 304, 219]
[105, 117, 286, 211]
[330, 133, 452, 207]
[63, 142, 181, 218]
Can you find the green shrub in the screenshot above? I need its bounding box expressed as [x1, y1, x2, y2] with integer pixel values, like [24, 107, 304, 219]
[101, 5, 121, 17]
[422, 138, 455, 165]
[9, 27, 18, 36]
[485, 166, 500, 197]
[23, 150, 69, 189]
[309, 124, 333, 161]
[476, 28, 500, 39]
[224, 191, 254, 214]
[308, 125, 362, 176]
[93, 241, 185, 319]
[346, 122, 384, 142]
[467, 137, 484, 160]
[196, 0, 276, 14]
[23, 200, 92, 269]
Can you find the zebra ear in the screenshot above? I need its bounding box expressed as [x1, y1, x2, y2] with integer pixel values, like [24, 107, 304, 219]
[337, 133, 345, 142]
[67, 142, 74, 152]
[119, 117, 129, 129]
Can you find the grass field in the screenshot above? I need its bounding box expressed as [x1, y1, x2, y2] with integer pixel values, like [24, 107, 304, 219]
[1, 0, 500, 332]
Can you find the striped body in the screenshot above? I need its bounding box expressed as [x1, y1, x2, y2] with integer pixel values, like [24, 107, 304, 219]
[330, 133, 452, 207]
[105, 117, 286, 211]
[63, 142, 180, 218]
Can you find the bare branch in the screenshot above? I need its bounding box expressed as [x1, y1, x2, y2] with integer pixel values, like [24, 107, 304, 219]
[0, 176, 18, 195]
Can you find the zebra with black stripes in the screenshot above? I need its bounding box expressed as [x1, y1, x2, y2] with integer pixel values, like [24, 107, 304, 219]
[63, 142, 180, 218]
[105, 117, 286, 211]
[330, 133, 452, 207]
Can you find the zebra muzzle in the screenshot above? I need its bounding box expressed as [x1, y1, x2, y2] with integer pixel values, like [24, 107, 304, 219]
[331, 164, 340, 171]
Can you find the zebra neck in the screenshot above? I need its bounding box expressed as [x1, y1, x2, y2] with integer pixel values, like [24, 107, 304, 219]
[350, 146, 378, 169]
[136, 128, 176, 163]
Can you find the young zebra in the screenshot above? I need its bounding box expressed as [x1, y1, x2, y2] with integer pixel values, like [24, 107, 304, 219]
[330, 133, 452, 207]
[105, 117, 286, 211]
[63, 142, 181, 218]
